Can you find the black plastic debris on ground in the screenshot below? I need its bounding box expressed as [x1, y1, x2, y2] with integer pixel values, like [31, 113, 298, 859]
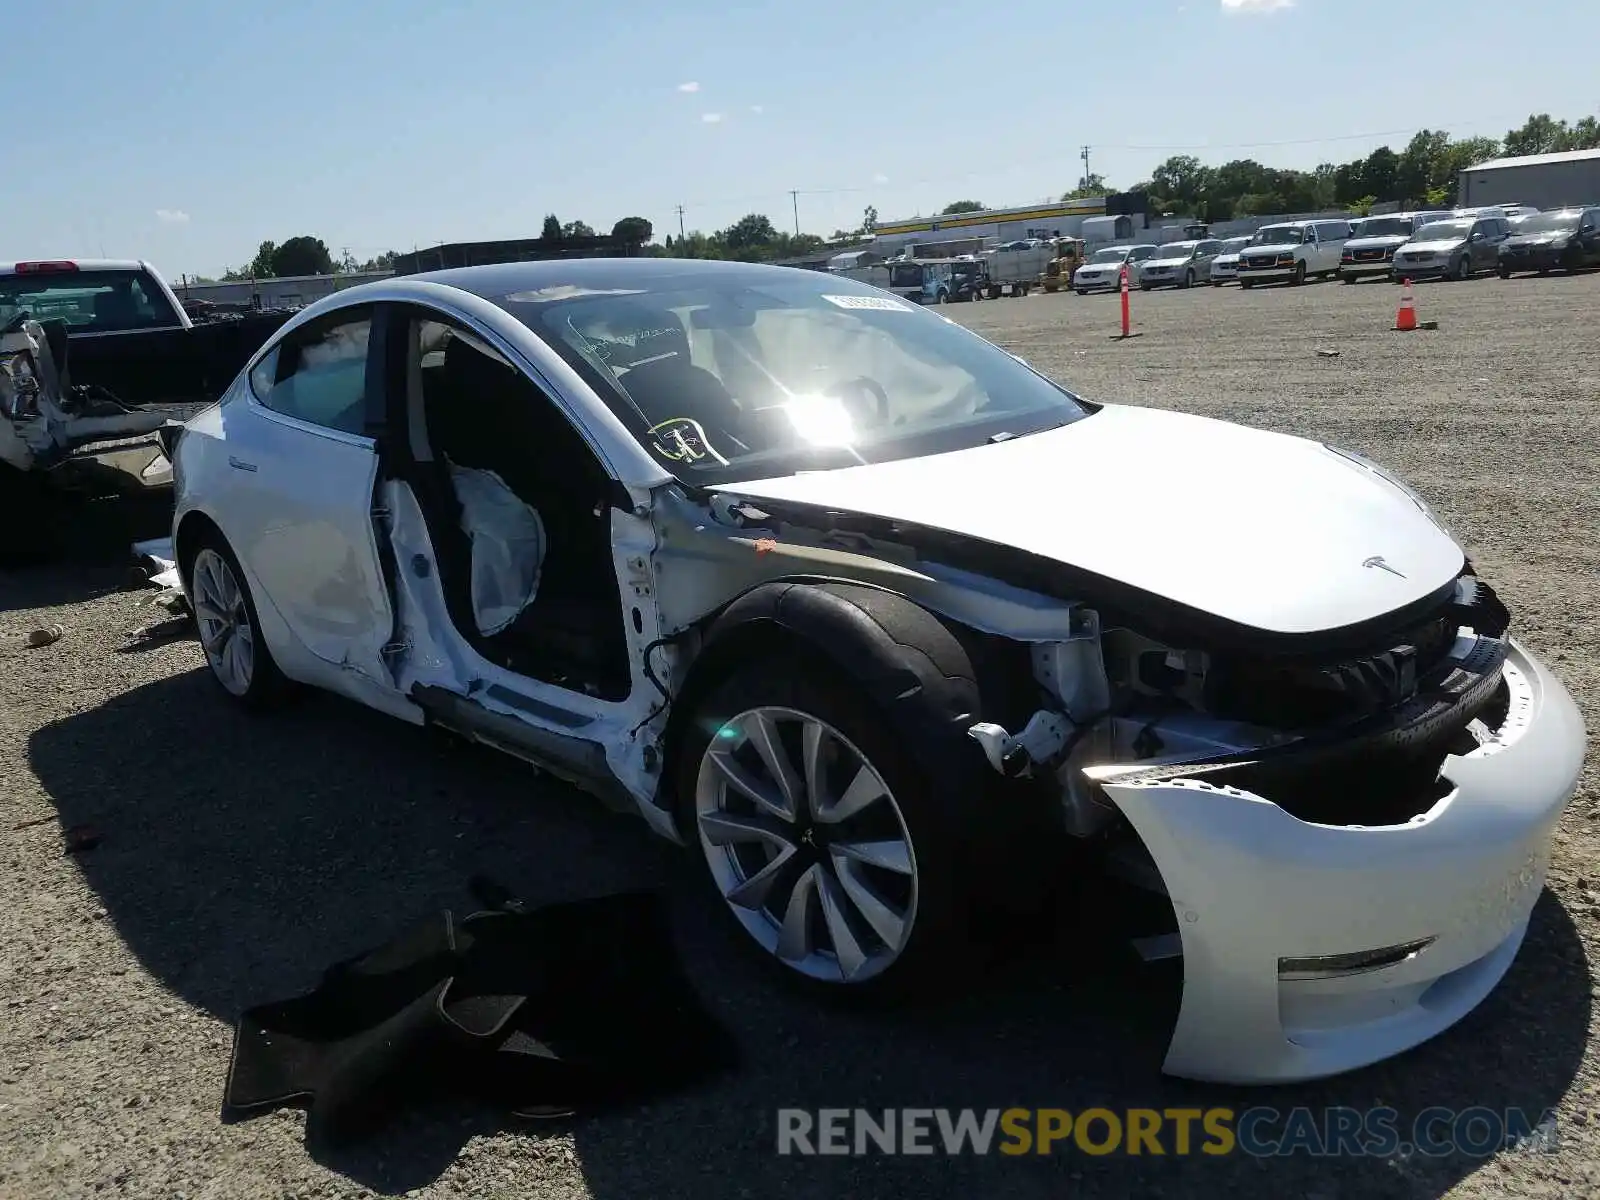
[223, 880, 739, 1147]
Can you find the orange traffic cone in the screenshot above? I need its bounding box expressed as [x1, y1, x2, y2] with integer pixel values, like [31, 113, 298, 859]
[1393, 278, 1418, 331]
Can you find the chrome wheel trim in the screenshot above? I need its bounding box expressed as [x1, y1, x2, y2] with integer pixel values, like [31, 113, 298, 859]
[192, 548, 255, 696]
[694, 706, 918, 984]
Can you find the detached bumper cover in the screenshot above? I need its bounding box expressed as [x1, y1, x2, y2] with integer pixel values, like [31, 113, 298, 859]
[1099, 639, 1584, 1084]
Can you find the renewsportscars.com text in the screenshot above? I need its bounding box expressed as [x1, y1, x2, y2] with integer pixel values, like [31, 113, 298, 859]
[776, 1106, 1560, 1158]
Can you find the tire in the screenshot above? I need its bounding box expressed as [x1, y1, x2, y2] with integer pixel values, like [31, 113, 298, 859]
[1076, 288, 1087, 296]
[1341, 273, 1355, 284]
[185, 531, 294, 710]
[1211, 279, 1223, 287]
[1498, 265, 1512, 279]
[1290, 261, 1307, 286]
[1452, 256, 1470, 282]
[936, 290, 949, 305]
[1140, 283, 1152, 292]
[1182, 269, 1195, 289]
[1240, 279, 1255, 290]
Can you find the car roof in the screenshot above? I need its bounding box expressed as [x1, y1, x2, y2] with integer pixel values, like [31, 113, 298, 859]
[403, 256, 807, 303]
[0, 258, 147, 275]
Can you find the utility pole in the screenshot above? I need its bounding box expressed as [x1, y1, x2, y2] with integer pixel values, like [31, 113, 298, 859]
[675, 205, 686, 241]
[1080, 145, 1092, 191]
[790, 190, 801, 237]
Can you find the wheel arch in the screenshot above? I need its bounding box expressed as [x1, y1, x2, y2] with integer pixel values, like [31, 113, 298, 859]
[174, 507, 227, 582]
[661, 578, 987, 835]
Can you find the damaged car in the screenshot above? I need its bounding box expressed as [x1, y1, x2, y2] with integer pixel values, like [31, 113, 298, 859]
[161, 259, 1586, 1085]
[1, 312, 182, 556]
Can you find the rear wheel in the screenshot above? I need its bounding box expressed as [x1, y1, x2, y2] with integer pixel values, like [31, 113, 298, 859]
[187, 535, 294, 710]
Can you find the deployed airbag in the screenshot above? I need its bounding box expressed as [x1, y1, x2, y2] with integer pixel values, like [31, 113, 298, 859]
[449, 462, 546, 636]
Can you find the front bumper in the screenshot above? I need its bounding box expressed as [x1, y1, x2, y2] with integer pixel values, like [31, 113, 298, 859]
[1236, 264, 1297, 282]
[1073, 273, 1121, 291]
[1500, 250, 1567, 273]
[1392, 258, 1450, 279]
[1099, 639, 1584, 1084]
[1210, 263, 1240, 280]
[1339, 258, 1394, 278]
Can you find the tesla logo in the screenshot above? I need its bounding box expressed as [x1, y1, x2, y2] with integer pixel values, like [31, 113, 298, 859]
[1363, 555, 1406, 578]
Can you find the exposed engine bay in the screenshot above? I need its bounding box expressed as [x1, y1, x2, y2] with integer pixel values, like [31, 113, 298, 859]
[967, 568, 1514, 840]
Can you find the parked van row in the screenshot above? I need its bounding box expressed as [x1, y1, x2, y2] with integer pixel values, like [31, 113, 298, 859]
[1067, 203, 1600, 295]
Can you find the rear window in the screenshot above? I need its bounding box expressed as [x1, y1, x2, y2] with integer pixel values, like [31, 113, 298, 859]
[0, 269, 179, 332]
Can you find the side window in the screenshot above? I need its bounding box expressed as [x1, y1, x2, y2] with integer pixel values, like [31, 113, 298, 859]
[251, 311, 372, 435]
[1200, 240, 1222, 255]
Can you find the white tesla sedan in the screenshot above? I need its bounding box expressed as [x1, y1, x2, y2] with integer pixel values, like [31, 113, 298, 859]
[165, 258, 1584, 1085]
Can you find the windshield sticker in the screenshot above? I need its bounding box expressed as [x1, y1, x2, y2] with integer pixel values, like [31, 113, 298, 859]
[648, 417, 729, 466]
[821, 294, 914, 312]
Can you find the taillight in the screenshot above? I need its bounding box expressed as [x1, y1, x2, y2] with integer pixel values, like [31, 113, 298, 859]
[13, 260, 78, 274]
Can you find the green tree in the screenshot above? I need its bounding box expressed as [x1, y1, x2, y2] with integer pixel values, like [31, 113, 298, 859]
[862, 205, 878, 234]
[1061, 174, 1106, 200]
[721, 212, 779, 256]
[270, 236, 335, 277]
[561, 220, 596, 238]
[940, 200, 985, 214]
[611, 217, 653, 244]
[1503, 113, 1568, 156]
[541, 214, 562, 240]
[247, 240, 277, 278]
[1150, 155, 1212, 212]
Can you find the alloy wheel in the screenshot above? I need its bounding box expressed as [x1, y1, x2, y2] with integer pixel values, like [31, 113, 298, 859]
[193, 547, 255, 696]
[695, 706, 918, 984]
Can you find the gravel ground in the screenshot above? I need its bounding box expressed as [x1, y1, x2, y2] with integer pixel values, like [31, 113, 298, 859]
[2, 272, 1597, 1199]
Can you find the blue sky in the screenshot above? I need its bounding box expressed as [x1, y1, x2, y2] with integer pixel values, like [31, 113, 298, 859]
[6, 0, 1593, 278]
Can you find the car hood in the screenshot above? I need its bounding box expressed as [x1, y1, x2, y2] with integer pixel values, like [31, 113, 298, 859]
[1505, 232, 1572, 248]
[713, 404, 1465, 637]
[1401, 239, 1466, 253]
[1076, 262, 1123, 272]
[1345, 235, 1409, 251]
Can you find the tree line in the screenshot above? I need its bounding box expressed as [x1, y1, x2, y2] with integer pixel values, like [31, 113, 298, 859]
[942, 112, 1598, 223]
[194, 110, 1595, 282]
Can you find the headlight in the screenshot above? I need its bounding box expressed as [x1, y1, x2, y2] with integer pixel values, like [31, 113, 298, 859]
[1322, 443, 1452, 536]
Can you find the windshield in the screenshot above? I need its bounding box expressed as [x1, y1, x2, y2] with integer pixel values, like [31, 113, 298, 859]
[1218, 237, 1251, 253]
[502, 267, 1092, 486]
[1088, 248, 1128, 263]
[1358, 217, 1413, 238]
[1153, 242, 1198, 260]
[1412, 220, 1472, 242]
[1250, 225, 1302, 245]
[1513, 210, 1582, 234]
[0, 268, 179, 331]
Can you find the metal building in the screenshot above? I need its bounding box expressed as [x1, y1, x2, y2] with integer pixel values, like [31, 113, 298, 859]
[1458, 148, 1600, 211]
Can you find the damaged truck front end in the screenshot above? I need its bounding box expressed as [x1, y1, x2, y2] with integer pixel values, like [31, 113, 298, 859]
[1, 314, 180, 507]
[646, 483, 1583, 1083]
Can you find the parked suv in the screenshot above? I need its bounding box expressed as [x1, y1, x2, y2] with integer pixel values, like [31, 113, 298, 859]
[1497, 207, 1600, 276]
[1137, 240, 1225, 290]
[1234, 220, 1353, 288]
[1391, 214, 1511, 282]
[1337, 211, 1454, 283]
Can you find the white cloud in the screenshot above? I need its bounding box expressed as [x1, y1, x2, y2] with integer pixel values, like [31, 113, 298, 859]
[677, 81, 700, 93]
[701, 112, 723, 123]
[872, 173, 889, 184]
[1221, 0, 1292, 11]
[155, 208, 190, 224]
[749, 104, 764, 114]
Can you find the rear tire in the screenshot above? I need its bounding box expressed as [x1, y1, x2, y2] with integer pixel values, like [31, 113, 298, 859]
[185, 532, 294, 711]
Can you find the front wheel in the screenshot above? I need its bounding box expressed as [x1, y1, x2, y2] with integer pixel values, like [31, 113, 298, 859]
[1291, 261, 1307, 286]
[1452, 256, 1471, 281]
[187, 535, 294, 710]
[1182, 269, 1195, 289]
[679, 657, 976, 997]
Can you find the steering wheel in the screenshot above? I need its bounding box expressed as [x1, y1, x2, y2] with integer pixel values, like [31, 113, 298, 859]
[825, 376, 891, 427]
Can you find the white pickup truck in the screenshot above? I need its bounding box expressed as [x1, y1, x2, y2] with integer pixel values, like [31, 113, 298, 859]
[1233, 219, 1355, 288]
